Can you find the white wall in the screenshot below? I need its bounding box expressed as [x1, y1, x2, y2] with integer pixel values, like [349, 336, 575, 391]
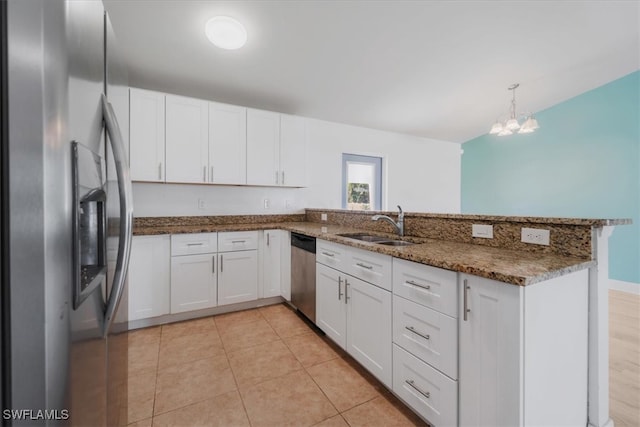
[301, 118, 461, 213]
[132, 117, 461, 217]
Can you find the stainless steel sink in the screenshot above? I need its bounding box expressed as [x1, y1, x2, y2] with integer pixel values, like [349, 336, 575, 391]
[337, 233, 415, 247]
[337, 233, 390, 242]
[377, 240, 414, 247]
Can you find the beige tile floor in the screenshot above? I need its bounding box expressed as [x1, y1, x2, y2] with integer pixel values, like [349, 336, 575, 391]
[126, 304, 427, 427]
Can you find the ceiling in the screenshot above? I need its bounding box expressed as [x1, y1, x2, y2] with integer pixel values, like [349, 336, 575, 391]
[104, 1, 639, 144]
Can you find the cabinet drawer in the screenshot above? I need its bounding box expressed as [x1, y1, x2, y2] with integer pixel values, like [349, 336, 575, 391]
[393, 344, 457, 427]
[393, 258, 457, 318]
[393, 296, 457, 379]
[171, 233, 217, 256]
[316, 239, 348, 270]
[218, 231, 258, 252]
[347, 246, 392, 291]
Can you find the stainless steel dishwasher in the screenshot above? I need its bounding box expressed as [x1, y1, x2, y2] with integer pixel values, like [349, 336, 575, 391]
[290, 232, 316, 323]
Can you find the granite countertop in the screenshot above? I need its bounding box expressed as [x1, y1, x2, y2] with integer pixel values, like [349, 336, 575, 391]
[134, 221, 594, 286]
[305, 208, 632, 226]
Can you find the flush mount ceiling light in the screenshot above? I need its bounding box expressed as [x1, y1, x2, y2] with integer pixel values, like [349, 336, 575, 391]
[489, 83, 540, 136]
[205, 16, 247, 50]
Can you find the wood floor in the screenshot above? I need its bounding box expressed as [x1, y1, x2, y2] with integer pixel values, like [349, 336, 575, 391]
[610, 289, 640, 427]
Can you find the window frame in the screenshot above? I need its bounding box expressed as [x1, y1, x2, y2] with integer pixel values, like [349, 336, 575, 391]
[341, 153, 383, 211]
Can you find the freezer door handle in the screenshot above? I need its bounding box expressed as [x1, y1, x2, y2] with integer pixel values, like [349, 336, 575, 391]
[102, 94, 133, 337]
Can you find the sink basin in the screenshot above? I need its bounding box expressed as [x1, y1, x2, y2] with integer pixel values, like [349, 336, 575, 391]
[337, 233, 415, 247]
[337, 233, 390, 243]
[377, 240, 415, 247]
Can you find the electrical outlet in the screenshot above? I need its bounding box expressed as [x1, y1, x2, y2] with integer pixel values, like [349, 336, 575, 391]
[198, 198, 205, 210]
[472, 224, 493, 238]
[321, 213, 327, 221]
[521, 227, 550, 245]
[263, 199, 270, 209]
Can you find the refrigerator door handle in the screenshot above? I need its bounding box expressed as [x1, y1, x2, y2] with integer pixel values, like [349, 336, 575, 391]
[101, 93, 133, 337]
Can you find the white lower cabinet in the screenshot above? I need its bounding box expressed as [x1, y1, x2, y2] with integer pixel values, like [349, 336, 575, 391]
[218, 250, 258, 306]
[392, 296, 457, 380]
[459, 270, 589, 427]
[128, 235, 171, 321]
[217, 231, 258, 306]
[170, 233, 218, 314]
[170, 253, 217, 314]
[316, 263, 347, 348]
[262, 230, 290, 299]
[393, 345, 457, 427]
[315, 245, 392, 388]
[345, 275, 392, 386]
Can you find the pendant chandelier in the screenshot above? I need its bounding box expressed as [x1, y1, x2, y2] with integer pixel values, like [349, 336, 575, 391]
[489, 83, 539, 136]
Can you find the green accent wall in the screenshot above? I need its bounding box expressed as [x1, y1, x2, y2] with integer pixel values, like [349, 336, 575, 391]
[462, 71, 640, 284]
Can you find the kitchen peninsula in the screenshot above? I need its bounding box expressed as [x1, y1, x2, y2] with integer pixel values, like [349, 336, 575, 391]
[131, 209, 629, 427]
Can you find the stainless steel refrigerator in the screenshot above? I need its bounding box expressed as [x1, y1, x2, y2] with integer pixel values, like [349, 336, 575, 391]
[2, 0, 132, 425]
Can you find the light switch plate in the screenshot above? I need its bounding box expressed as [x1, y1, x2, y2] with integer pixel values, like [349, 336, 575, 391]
[321, 213, 327, 221]
[521, 227, 550, 245]
[472, 224, 493, 238]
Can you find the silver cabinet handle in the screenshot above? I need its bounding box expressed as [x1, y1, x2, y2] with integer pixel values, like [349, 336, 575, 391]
[187, 242, 204, 246]
[321, 251, 335, 257]
[356, 262, 373, 270]
[220, 254, 223, 272]
[203, 165, 207, 182]
[275, 171, 279, 184]
[407, 280, 431, 291]
[266, 233, 270, 246]
[405, 380, 430, 399]
[463, 278, 470, 321]
[210, 166, 214, 183]
[345, 279, 350, 304]
[405, 326, 430, 341]
[231, 240, 246, 244]
[212, 256, 215, 273]
[281, 171, 285, 185]
[338, 276, 343, 300]
[158, 162, 162, 180]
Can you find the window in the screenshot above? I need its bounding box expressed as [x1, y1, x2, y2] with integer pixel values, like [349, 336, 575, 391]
[342, 153, 382, 211]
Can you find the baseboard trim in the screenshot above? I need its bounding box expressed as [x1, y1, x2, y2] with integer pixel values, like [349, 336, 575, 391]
[128, 296, 286, 330]
[609, 279, 640, 295]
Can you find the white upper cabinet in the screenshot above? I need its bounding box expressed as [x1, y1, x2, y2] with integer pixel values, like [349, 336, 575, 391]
[246, 108, 280, 186]
[208, 102, 247, 184]
[165, 94, 209, 184]
[129, 88, 165, 182]
[129, 88, 307, 188]
[279, 114, 307, 187]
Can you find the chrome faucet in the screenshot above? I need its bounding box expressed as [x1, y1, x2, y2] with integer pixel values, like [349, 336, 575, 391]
[372, 205, 404, 237]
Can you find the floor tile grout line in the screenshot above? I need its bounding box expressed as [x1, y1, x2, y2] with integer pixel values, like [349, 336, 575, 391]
[150, 330, 161, 423]
[224, 315, 256, 427]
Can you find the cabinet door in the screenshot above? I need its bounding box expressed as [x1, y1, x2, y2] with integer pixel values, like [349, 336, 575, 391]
[246, 108, 280, 186]
[280, 231, 291, 300]
[129, 88, 165, 182]
[129, 235, 170, 321]
[170, 253, 217, 314]
[218, 250, 258, 306]
[459, 274, 522, 427]
[209, 102, 246, 184]
[279, 114, 307, 187]
[165, 94, 209, 183]
[262, 230, 282, 298]
[346, 276, 392, 388]
[316, 264, 347, 349]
